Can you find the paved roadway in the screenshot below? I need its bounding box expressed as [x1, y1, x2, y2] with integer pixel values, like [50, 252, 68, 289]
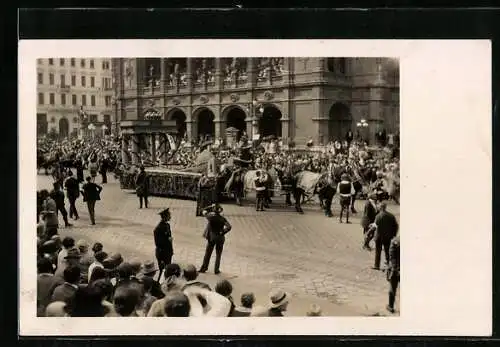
[37, 173, 400, 316]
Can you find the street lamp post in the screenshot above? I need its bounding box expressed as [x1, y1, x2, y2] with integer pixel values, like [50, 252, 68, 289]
[356, 118, 369, 143]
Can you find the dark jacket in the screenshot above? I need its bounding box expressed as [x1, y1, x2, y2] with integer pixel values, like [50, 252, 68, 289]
[374, 211, 399, 242]
[81, 182, 102, 202]
[388, 235, 400, 276]
[50, 189, 66, 208]
[153, 221, 173, 254]
[135, 171, 149, 197]
[361, 200, 378, 229]
[203, 213, 231, 243]
[64, 177, 80, 199]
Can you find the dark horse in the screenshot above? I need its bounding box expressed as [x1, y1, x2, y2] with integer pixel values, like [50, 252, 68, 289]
[276, 169, 337, 215]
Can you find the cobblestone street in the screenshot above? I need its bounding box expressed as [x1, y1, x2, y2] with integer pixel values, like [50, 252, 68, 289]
[38, 173, 400, 316]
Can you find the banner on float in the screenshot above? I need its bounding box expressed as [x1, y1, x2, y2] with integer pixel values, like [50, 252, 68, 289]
[166, 134, 177, 150]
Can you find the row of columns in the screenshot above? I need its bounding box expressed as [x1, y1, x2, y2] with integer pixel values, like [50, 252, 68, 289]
[184, 113, 289, 143]
[121, 133, 170, 166]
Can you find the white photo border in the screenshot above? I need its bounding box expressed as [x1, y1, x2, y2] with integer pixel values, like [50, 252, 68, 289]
[19, 39, 492, 336]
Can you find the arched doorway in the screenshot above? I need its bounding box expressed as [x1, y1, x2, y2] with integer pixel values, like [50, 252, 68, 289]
[195, 108, 215, 141]
[258, 105, 282, 138]
[225, 107, 247, 141]
[168, 109, 187, 138]
[328, 102, 351, 141]
[59, 117, 69, 139]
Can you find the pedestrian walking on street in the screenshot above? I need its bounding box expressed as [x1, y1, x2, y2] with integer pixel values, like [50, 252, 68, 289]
[135, 166, 150, 209]
[99, 156, 109, 184]
[361, 193, 378, 250]
[64, 170, 80, 220]
[371, 202, 399, 270]
[153, 208, 174, 279]
[386, 234, 400, 313]
[336, 173, 355, 224]
[50, 182, 72, 228]
[75, 156, 84, 183]
[81, 176, 103, 225]
[199, 203, 232, 274]
[88, 158, 99, 183]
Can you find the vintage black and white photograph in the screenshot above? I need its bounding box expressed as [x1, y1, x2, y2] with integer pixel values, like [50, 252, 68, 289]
[34, 55, 400, 319]
[19, 39, 491, 336]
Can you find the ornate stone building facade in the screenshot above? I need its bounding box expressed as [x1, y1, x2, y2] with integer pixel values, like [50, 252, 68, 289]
[112, 57, 398, 157]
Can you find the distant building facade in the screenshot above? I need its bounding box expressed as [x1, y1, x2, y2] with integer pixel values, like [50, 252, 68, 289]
[112, 57, 398, 148]
[36, 57, 114, 138]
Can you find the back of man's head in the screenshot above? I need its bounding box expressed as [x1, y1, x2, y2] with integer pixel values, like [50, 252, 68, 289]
[62, 237, 75, 249]
[183, 264, 197, 281]
[37, 257, 54, 274]
[164, 291, 191, 317]
[63, 265, 81, 284]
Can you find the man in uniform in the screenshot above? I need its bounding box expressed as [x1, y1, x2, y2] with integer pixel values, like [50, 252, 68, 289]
[199, 204, 232, 275]
[336, 173, 355, 224]
[153, 208, 174, 280]
[386, 233, 400, 313]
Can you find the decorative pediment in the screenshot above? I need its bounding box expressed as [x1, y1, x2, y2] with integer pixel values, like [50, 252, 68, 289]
[264, 90, 274, 101]
[200, 95, 209, 104]
[230, 93, 239, 102]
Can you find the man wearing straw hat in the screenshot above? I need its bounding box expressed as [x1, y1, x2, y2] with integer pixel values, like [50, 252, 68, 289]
[153, 208, 174, 279]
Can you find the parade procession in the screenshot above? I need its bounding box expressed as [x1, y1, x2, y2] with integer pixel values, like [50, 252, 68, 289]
[36, 57, 401, 318]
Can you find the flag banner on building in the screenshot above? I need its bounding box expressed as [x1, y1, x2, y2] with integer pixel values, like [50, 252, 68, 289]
[166, 134, 177, 150]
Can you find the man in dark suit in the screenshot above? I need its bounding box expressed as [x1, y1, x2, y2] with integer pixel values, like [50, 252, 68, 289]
[51, 265, 81, 305]
[135, 166, 149, 209]
[199, 204, 232, 274]
[372, 202, 399, 270]
[64, 170, 80, 220]
[81, 176, 103, 225]
[50, 182, 72, 227]
[153, 208, 174, 280]
[361, 193, 378, 250]
[386, 234, 400, 313]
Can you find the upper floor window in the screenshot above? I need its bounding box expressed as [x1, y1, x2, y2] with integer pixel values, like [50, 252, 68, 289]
[60, 58, 65, 66]
[90, 59, 95, 68]
[48, 58, 54, 65]
[71, 58, 76, 67]
[81, 59, 86, 68]
[37, 73, 43, 84]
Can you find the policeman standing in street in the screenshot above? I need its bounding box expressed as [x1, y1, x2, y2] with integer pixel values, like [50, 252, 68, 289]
[198, 203, 232, 275]
[153, 208, 174, 281]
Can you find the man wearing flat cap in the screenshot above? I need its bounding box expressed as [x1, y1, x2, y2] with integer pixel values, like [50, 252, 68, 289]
[153, 208, 174, 280]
